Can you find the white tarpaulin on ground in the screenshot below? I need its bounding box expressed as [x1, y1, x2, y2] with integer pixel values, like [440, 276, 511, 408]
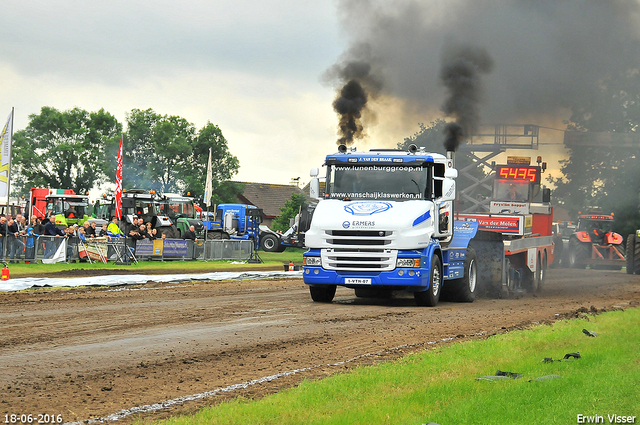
[0, 270, 304, 292]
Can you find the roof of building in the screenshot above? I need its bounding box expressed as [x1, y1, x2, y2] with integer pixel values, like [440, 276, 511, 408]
[234, 182, 308, 218]
[302, 181, 326, 198]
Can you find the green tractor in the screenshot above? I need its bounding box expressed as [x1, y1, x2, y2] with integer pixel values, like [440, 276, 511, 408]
[159, 193, 204, 238]
[45, 190, 90, 228]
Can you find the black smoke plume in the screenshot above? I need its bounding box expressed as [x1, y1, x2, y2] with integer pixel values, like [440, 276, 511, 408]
[440, 43, 493, 152]
[333, 78, 368, 145]
[325, 51, 383, 146]
[330, 0, 640, 137]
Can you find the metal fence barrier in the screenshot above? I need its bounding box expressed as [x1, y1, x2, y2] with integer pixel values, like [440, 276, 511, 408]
[0, 235, 255, 263]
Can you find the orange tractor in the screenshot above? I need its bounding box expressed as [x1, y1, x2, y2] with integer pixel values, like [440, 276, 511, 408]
[565, 212, 625, 270]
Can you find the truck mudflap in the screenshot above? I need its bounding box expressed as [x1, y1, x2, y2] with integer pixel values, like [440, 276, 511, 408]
[448, 221, 503, 295]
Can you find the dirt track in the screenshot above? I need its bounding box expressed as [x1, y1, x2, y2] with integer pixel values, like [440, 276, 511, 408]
[1, 268, 639, 424]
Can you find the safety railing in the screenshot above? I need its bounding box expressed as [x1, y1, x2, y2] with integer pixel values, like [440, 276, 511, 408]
[0, 235, 255, 263]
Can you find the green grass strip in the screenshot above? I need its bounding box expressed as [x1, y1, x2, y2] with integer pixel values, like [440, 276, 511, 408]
[143, 308, 640, 425]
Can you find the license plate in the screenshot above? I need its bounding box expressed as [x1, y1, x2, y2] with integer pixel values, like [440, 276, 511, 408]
[345, 278, 372, 285]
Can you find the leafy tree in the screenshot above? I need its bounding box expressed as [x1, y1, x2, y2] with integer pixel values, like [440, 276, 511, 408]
[124, 109, 195, 192]
[124, 110, 239, 202]
[398, 119, 491, 210]
[550, 71, 640, 236]
[272, 193, 307, 232]
[183, 121, 240, 204]
[12, 106, 121, 195]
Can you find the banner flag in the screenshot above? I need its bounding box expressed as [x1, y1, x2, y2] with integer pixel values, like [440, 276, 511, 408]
[204, 147, 213, 208]
[115, 135, 123, 219]
[0, 110, 13, 198]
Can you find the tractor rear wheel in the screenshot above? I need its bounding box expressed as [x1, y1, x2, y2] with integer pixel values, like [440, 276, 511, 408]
[568, 238, 589, 269]
[634, 234, 640, 275]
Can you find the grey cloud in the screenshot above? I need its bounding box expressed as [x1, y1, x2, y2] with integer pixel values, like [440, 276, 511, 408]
[330, 0, 640, 125]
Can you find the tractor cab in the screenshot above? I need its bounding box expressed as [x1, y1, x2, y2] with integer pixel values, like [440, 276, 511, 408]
[575, 212, 617, 245]
[45, 193, 90, 227]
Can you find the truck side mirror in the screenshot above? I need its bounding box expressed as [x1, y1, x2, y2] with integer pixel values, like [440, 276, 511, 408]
[444, 168, 458, 179]
[310, 168, 320, 200]
[542, 188, 551, 203]
[439, 179, 456, 202]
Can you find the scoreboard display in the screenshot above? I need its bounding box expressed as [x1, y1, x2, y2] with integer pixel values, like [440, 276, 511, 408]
[496, 165, 541, 184]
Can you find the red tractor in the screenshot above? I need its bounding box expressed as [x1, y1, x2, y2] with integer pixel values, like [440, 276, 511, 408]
[566, 212, 625, 270]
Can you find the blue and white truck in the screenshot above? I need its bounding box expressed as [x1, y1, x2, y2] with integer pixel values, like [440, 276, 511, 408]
[302, 144, 505, 306]
[200, 204, 262, 248]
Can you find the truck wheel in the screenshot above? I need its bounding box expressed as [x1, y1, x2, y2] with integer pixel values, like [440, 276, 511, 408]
[452, 248, 477, 303]
[568, 238, 588, 269]
[414, 255, 442, 307]
[309, 285, 336, 303]
[260, 234, 280, 252]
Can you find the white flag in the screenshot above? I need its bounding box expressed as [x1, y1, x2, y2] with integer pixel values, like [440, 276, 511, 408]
[203, 147, 213, 207]
[0, 110, 13, 198]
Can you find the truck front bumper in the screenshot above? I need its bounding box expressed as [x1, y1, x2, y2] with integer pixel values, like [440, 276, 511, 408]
[303, 266, 430, 289]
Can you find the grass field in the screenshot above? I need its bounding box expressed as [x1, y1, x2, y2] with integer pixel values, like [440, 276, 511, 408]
[3, 249, 305, 278]
[139, 307, 640, 425]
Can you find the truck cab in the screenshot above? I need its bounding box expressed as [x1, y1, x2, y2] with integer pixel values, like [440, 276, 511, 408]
[201, 204, 262, 248]
[303, 145, 472, 307]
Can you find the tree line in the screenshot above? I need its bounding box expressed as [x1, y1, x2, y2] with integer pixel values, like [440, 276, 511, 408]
[11, 107, 242, 204]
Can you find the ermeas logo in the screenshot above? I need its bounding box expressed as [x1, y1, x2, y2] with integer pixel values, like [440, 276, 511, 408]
[342, 221, 350, 229]
[344, 202, 392, 216]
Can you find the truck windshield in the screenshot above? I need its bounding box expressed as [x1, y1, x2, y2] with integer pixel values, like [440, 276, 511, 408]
[327, 164, 427, 201]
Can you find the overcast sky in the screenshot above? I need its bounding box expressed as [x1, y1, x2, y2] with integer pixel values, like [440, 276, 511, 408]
[3, 1, 640, 190]
[0, 1, 349, 187]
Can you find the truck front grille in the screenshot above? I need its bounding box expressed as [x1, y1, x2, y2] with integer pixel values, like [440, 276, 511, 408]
[325, 230, 392, 247]
[321, 248, 397, 272]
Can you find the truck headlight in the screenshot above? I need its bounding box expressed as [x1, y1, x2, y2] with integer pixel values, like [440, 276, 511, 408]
[304, 257, 321, 266]
[396, 258, 420, 268]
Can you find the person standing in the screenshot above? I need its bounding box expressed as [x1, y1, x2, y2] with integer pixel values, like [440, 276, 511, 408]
[24, 224, 40, 264]
[88, 221, 98, 238]
[83, 221, 96, 238]
[0, 216, 6, 260]
[7, 218, 23, 263]
[107, 216, 124, 238]
[183, 225, 197, 241]
[106, 216, 125, 261]
[43, 215, 65, 259]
